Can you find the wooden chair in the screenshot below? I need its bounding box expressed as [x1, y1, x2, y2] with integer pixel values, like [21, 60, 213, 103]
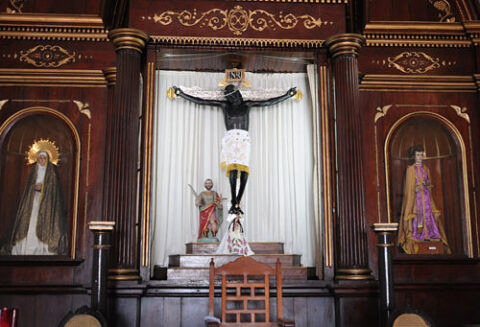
[206, 256, 295, 326]
[0, 308, 17, 327]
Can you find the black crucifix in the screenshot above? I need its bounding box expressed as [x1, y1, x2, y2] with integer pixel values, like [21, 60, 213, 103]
[171, 81, 298, 215]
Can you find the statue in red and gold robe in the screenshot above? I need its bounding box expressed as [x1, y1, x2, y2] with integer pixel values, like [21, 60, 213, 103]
[196, 179, 223, 242]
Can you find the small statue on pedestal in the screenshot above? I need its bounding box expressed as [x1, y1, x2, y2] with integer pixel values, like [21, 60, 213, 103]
[195, 178, 223, 242]
[216, 212, 254, 256]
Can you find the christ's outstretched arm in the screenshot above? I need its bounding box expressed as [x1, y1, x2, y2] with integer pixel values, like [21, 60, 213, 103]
[247, 87, 297, 107]
[172, 86, 225, 107]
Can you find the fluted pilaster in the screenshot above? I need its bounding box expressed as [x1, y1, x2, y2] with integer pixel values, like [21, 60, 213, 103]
[325, 33, 372, 280]
[106, 28, 149, 280]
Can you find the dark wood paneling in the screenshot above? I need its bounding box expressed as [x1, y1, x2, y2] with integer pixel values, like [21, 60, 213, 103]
[367, 0, 462, 22]
[332, 282, 379, 327]
[395, 284, 480, 327]
[110, 297, 139, 327]
[0, 294, 89, 327]
[2, 0, 102, 15]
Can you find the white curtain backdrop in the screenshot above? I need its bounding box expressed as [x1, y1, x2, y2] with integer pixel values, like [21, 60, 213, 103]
[151, 70, 317, 267]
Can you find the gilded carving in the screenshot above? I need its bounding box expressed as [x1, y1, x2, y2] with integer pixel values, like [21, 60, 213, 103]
[6, 0, 24, 13]
[387, 52, 440, 74]
[150, 35, 323, 48]
[145, 5, 329, 35]
[73, 100, 91, 120]
[0, 99, 8, 111]
[19, 45, 76, 68]
[374, 105, 393, 123]
[428, 0, 455, 22]
[450, 105, 470, 123]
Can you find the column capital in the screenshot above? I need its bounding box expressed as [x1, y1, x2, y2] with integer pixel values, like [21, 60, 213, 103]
[371, 222, 399, 233]
[88, 221, 115, 231]
[474, 74, 480, 92]
[325, 33, 365, 58]
[108, 28, 149, 53]
[102, 67, 117, 87]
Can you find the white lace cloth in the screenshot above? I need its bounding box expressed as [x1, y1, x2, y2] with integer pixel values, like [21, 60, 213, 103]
[216, 214, 254, 257]
[177, 86, 289, 101]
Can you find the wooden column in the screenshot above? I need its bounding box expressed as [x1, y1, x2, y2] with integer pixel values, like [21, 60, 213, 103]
[89, 221, 115, 317]
[325, 34, 372, 280]
[106, 28, 149, 281]
[372, 223, 398, 326]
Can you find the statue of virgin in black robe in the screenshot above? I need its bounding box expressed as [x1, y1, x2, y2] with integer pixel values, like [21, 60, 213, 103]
[7, 152, 67, 255]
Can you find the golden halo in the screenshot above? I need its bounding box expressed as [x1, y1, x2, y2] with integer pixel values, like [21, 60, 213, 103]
[26, 139, 60, 165]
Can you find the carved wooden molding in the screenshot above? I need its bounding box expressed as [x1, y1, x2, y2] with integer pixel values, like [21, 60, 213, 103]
[73, 101, 91, 120]
[474, 74, 480, 91]
[150, 35, 324, 48]
[0, 69, 107, 87]
[428, 0, 455, 22]
[387, 52, 440, 74]
[0, 99, 8, 111]
[6, 0, 24, 13]
[360, 74, 477, 92]
[374, 105, 393, 123]
[371, 53, 456, 74]
[449, 105, 470, 123]
[2, 46, 93, 67]
[19, 45, 75, 68]
[144, 5, 331, 36]
[0, 14, 108, 41]
[108, 28, 149, 53]
[365, 22, 472, 48]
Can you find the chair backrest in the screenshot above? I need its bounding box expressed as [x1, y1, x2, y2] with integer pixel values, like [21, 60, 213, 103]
[58, 306, 107, 327]
[0, 308, 17, 327]
[390, 308, 434, 327]
[208, 256, 283, 325]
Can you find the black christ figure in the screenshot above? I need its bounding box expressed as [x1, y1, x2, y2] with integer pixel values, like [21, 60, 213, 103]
[173, 84, 297, 214]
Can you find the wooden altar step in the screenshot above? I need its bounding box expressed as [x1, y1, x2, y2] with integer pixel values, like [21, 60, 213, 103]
[154, 241, 310, 281]
[186, 242, 284, 254]
[166, 265, 308, 281]
[169, 254, 301, 268]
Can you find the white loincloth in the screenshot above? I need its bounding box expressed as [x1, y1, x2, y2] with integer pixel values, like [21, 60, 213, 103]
[220, 129, 250, 176]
